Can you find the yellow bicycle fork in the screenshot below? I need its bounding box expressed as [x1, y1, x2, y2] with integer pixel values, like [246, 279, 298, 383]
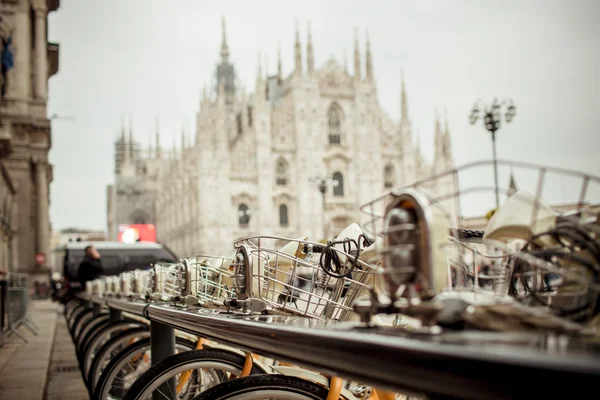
[175, 337, 206, 393]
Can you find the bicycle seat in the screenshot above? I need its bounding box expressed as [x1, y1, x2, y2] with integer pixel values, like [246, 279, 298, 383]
[483, 190, 558, 245]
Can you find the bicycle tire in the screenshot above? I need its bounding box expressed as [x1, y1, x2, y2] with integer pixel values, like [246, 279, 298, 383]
[80, 320, 146, 376]
[76, 315, 109, 351]
[73, 310, 97, 341]
[122, 349, 267, 400]
[69, 307, 92, 336]
[76, 314, 110, 351]
[93, 336, 197, 400]
[190, 374, 330, 400]
[66, 302, 85, 321]
[87, 327, 150, 393]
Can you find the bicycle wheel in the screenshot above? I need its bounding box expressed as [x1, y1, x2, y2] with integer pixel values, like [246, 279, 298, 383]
[69, 306, 91, 333]
[77, 315, 109, 350]
[190, 374, 330, 400]
[121, 348, 267, 400]
[65, 299, 81, 317]
[81, 320, 147, 378]
[66, 302, 85, 321]
[73, 310, 97, 340]
[93, 336, 197, 400]
[87, 327, 150, 393]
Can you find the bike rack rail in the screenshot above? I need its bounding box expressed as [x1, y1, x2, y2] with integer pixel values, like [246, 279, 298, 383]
[78, 294, 600, 400]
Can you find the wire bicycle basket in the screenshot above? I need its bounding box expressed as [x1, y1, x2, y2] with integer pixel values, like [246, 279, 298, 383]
[232, 229, 377, 320]
[147, 262, 188, 303]
[359, 159, 600, 331]
[186, 255, 236, 307]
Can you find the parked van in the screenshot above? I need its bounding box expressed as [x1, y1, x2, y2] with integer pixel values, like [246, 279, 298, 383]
[58, 241, 179, 280]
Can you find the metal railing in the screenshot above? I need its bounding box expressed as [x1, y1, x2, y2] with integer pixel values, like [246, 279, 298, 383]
[79, 292, 600, 400]
[3, 273, 38, 342]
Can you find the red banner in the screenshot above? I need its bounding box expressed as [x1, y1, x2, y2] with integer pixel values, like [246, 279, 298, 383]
[118, 224, 157, 243]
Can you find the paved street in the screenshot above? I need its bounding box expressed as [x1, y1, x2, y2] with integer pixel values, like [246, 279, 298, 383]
[0, 300, 88, 400]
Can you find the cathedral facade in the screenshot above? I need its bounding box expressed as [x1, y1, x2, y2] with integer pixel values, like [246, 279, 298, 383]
[107, 19, 454, 257]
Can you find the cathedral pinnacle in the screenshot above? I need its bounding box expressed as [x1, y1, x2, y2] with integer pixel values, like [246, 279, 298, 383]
[294, 19, 302, 75]
[307, 21, 314, 75]
[354, 28, 361, 81]
[400, 69, 409, 124]
[181, 123, 186, 151]
[120, 114, 126, 143]
[155, 116, 162, 159]
[365, 29, 373, 82]
[257, 52, 262, 79]
[128, 114, 134, 160]
[220, 16, 230, 62]
[277, 41, 282, 83]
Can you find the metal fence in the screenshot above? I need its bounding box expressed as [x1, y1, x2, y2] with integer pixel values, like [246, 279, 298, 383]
[3, 273, 38, 342]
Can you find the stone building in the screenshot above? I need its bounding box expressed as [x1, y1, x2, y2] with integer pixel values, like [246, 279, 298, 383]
[0, 0, 60, 276]
[107, 19, 455, 257]
[106, 117, 167, 241]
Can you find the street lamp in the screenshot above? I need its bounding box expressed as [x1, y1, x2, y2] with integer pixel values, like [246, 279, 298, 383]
[469, 98, 516, 208]
[309, 176, 339, 240]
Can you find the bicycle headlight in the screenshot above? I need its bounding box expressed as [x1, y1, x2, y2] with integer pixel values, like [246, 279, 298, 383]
[383, 188, 450, 299]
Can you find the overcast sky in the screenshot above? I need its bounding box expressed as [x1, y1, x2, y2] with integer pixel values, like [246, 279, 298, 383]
[47, 0, 599, 231]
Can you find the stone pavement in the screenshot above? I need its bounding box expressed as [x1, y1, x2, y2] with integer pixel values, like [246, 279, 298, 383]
[0, 299, 88, 400]
[45, 307, 88, 400]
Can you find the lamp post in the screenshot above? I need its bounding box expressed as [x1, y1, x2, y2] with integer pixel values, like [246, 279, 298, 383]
[469, 98, 516, 209]
[309, 176, 339, 240]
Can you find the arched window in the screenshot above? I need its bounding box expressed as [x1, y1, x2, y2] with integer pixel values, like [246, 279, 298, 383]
[238, 204, 250, 227]
[384, 164, 395, 189]
[279, 204, 289, 227]
[328, 104, 342, 144]
[333, 172, 344, 197]
[275, 159, 288, 186]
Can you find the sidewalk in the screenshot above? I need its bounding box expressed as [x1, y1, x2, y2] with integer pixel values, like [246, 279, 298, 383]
[46, 308, 88, 400]
[0, 300, 59, 400]
[0, 299, 88, 400]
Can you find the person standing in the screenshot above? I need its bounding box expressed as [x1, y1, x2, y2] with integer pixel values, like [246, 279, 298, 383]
[75, 245, 103, 290]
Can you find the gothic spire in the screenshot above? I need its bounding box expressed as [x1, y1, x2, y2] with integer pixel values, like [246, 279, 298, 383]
[294, 19, 302, 75]
[120, 114, 126, 142]
[434, 108, 444, 161]
[400, 69, 408, 124]
[277, 41, 282, 83]
[155, 116, 162, 159]
[257, 52, 262, 79]
[148, 134, 153, 159]
[306, 21, 314, 75]
[181, 122, 186, 151]
[443, 109, 453, 161]
[354, 28, 361, 81]
[365, 29, 373, 82]
[128, 114, 134, 160]
[171, 134, 177, 159]
[120, 115, 128, 165]
[220, 16, 230, 62]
